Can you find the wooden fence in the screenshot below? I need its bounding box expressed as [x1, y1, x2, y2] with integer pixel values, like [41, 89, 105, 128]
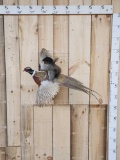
[0, 0, 120, 160]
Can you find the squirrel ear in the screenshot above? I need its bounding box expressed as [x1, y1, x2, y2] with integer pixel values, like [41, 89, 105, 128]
[42, 57, 53, 63]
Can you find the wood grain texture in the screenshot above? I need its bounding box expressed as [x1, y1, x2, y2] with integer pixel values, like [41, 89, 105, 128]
[21, 105, 33, 160]
[4, 0, 20, 146]
[90, 15, 111, 104]
[19, 0, 38, 105]
[53, 106, 70, 160]
[34, 106, 52, 160]
[69, 15, 91, 104]
[84, 0, 91, 4]
[3, 0, 17, 4]
[112, 0, 120, 12]
[0, 148, 6, 160]
[38, 0, 53, 104]
[69, 0, 83, 4]
[92, 0, 111, 4]
[71, 105, 88, 160]
[6, 147, 21, 160]
[54, 0, 69, 104]
[0, 0, 7, 147]
[0, 103, 7, 147]
[38, 0, 53, 53]
[89, 106, 107, 160]
[69, 0, 91, 4]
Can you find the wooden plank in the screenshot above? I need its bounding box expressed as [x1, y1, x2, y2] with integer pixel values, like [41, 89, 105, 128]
[21, 105, 33, 160]
[19, 0, 38, 105]
[71, 105, 88, 160]
[6, 147, 21, 160]
[4, 0, 20, 146]
[0, 0, 7, 147]
[69, 0, 91, 5]
[69, 14, 91, 104]
[38, 0, 53, 105]
[84, 0, 91, 4]
[53, 105, 70, 160]
[112, 0, 120, 12]
[38, 0, 53, 53]
[92, 0, 111, 4]
[0, 103, 7, 147]
[34, 106, 52, 160]
[0, 148, 6, 160]
[117, 45, 120, 160]
[89, 105, 107, 160]
[90, 15, 111, 104]
[53, 0, 69, 104]
[69, 0, 83, 3]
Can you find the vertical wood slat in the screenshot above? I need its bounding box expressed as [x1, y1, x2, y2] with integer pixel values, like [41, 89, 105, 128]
[34, 106, 52, 160]
[71, 105, 88, 160]
[69, 0, 83, 3]
[89, 106, 107, 160]
[4, 0, 20, 146]
[6, 147, 21, 160]
[19, 0, 38, 105]
[53, 0, 69, 104]
[112, 0, 120, 12]
[38, 0, 53, 53]
[21, 105, 33, 160]
[53, 106, 70, 160]
[69, 14, 91, 104]
[90, 15, 111, 104]
[0, 0, 7, 147]
[38, 0, 53, 105]
[69, 0, 91, 105]
[84, 0, 91, 5]
[0, 103, 7, 147]
[19, 0, 38, 159]
[92, 0, 111, 4]
[0, 148, 6, 160]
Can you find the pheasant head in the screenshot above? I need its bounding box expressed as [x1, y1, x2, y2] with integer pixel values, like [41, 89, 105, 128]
[24, 67, 35, 76]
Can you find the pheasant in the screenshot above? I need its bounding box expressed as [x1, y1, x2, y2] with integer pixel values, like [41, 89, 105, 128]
[24, 67, 102, 104]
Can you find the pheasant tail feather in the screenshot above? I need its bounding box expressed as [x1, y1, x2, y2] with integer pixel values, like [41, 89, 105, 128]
[56, 75, 101, 102]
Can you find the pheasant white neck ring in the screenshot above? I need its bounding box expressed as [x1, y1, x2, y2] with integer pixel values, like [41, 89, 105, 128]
[32, 70, 36, 77]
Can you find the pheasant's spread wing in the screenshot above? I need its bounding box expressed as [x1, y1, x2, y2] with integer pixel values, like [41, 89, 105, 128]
[39, 48, 53, 71]
[40, 48, 52, 61]
[36, 80, 60, 104]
